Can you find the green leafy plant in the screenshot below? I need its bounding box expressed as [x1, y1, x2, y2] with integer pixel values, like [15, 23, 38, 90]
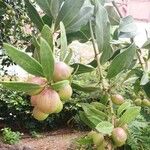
[0, 0, 149, 149]
[1, 127, 22, 144]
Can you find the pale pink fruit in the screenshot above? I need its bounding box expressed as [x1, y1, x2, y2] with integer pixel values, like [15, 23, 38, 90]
[53, 62, 73, 82]
[36, 88, 61, 114]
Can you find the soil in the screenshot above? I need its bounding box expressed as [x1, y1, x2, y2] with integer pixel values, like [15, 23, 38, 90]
[0, 129, 87, 150]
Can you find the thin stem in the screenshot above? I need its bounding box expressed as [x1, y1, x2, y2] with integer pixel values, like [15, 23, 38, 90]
[136, 50, 145, 70]
[112, 1, 123, 18]
[89, 20, 105, 90]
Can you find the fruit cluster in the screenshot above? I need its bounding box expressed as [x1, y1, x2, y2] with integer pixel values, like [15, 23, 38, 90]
[27, 62, 73, 121]
[88, 127, 127, 150]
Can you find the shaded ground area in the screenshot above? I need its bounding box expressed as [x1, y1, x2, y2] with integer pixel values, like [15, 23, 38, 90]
[0, 129, 86, 150]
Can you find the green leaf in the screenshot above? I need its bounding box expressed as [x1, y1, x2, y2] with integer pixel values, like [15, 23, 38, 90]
[95, 3, 113, 64]
[36, 0, 63, 20]
[105, 5, 120, 25]
[79, 111, 95, 129]
[90, 102, 107, 111]
[40, 38, 54, 82]
[60, 22, 68, 61]
[81, 103, 107, 121]
[25, 0, 44, 31]
[96, 121, 114, 135]
[67, 23, 91, 43]
[64, 48, 73, 64]
[0, 81, 44, 93]
[142, 39, 150, 49]
[119, 106, 141, 126]
[31, 37, 40, 62]
[55, 0, 84, 30]
[66, 0, 94, 33]
[41, 25, 53, 50]
[118, 16, 137, 38]
[71, 63, 95, 75]
[117, 102, 131, 116]
[143, 81, 150, 98]
[140, 72, 149, 85]
[72, 83, 99, 93]
[107, 43, 136, 79]
[51, 80, 69, 91]
[3, 43, 43, 77]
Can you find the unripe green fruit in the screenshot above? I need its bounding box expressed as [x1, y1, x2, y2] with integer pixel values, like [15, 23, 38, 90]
[142, 99, 150, 107]
[93, 132, 104, 146]
[88, 131, 104, 146]
[6, 10, 12, 15]
[111, 94, 124, 105]
[27, 76, 47, 95]
[112, 127, 127, 147]
[20, 15, 26, 20]
[11, 10, 15, 16]
[58, 84, 72, 101]
[134, 99, 142, 106]
[36, 88, 61, 114]
[53, 62, 73, 82]
[32, 107, 49, 121]
[54, 100, 63, 113]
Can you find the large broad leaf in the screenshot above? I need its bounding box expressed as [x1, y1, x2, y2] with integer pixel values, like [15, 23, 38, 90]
[90, 102, 107, 111]
[36, 0, 63, 20]
[40, 38, 54, 82]
[71, 63, 95, 75]
[51, 80, 69, 91]
[117, 102, 131, 116]
[105, 5, 120, 25]
[107, 43, 136, 79]
[66, 0, 94, 33]
[41, 25, 53, 50]
[0, 81, 44, 93]
[25, 0, 44, 31]
[95, 2, 113, 64]
[3, 43, 44, 77]
[143, 81, 150, 98]
[81, 103, 107, 121]
[67, 23, 91, 43]
[118, 16, 137, 38]
[55, 0, 84, 30]
[72, 82, 99, 93]
[79, 111, 95, 129]
[96, 121, 114, 135]
[118, 106, 141, 126]
[60, 22, 68, 61]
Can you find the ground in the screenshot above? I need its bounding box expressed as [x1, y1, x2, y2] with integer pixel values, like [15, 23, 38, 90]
[0, 129, 86, 150]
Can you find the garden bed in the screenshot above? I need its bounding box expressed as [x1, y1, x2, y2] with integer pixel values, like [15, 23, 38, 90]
[0, 129, 86, 150]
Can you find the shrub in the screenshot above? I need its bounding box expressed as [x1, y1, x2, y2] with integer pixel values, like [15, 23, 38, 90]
[1, 127, 21, 144]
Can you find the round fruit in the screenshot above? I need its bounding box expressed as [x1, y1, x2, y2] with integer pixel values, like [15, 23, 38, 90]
[27, 76, 47, 95]
[32, 107, 49, 121]
[36, 88, 61, 114]
[112, 127, 127, 147]
[111, 94, 124, 105]
[134, 99, 142, 106]
[142, 99, 150, 107]
[87, 130, 96, 138]
[92, 132, 104, 146]
[53, 62, 73, 82]
[6, 10, 12, 15]
[30, 95, 38, 106]
[54, 100, 63, 113]
[58, 84, 72, 101]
